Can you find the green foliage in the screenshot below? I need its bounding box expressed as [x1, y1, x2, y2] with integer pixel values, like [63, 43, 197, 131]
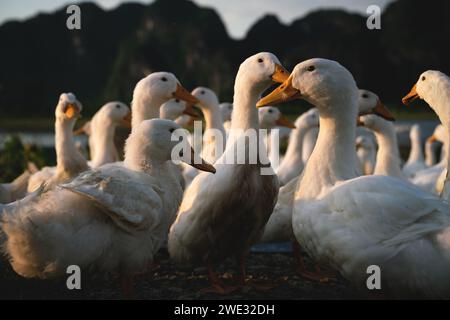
[0, 135, 46, 183]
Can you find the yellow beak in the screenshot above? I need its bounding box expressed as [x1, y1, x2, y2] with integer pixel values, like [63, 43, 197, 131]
[257, 75, 302, 108]
[373, 100, 395, 122]
[121, 111, 132, 128]
[173, 84, 200, 104]
[186, 147, 216, 174]
[402, 84, 420, 105]
[271, 63, 290, 83]
[183, 102, 199, 118]
[427, 134, 437, 144]
[276, 114, 296, 129]
[65, 103, 81, 119]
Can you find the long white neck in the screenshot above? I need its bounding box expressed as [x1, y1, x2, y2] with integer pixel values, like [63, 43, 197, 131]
[372, 125, 404, 179]
[283, 123, 309, 166]
[425, 139, 437, 166]
[442, 126, 450, 202]
[131, 96, 163, 132]
[55, 118, 88, 177]
[407, 129, 424, 163]
[90, 118, 118, 167]
[300, 102, 358, 198]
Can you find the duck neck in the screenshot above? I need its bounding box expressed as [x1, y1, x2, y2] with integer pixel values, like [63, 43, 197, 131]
[230, 85, 260, 133]
[425, 140, 437, 166]
[442, 125, 450, 202]
[372, 125, 404, 179]
[302, 102, 358, 196]
[131, 96, 162, 133]
[407, 131, 424, 163]
[202, 103, 225, 133]
[283, 123, 309, 164]
[55, 118, 88, 176]
[90, 118, 118, 167]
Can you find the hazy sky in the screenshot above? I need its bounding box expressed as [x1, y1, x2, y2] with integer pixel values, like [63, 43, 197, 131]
[0, 0, 394, 38]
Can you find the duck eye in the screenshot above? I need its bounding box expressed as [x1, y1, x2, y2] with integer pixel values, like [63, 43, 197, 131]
[116, 104, 121, 109]
[268, 109, 273, 113]
[258, 58, 263, 63]
[362, 94, 369, 99]
[307, 66, 315, 72]
[175, 99, 180, 103]
[161, 77, 168, 82]
[200, 91, 205, 95]
[169, 128, 175, 133]
[422, 76, 426, 81]
[179, 149, 184, 157]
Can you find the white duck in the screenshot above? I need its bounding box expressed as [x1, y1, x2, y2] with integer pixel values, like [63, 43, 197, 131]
[0, 168, 35, 204]
[359, 113, 405, 179]
[403, 124, 427, 178]
[220, 102, 233, 132]
[355, 135, 376, 175]
[301, 126, 319, 165]
[181, 87, 227, 186]
[160, 98, 199, 122]
[27, 93, 88, 192]
[1, 119, 215, 296]
[87, 102, 132, 168]
[403, 70, 450, 201]
[258, 58, 450, 298]
[276, 108, 319, 185]
[425, 133, 438, 166]
[168, 52, 288, 293]
[411, 124, 448, 193]
[358, 90, 405, 179]
[258, 106, 296, 171]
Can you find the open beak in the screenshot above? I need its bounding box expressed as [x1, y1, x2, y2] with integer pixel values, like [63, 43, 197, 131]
[373, 100, 395, 122]
[402, 84, 420, 105]
[186, 147, 216, 174]
[183, 102, 199, 118]
[427, 134, 437, 144]
[276, 114, 296, 129]
[271, 63, 290, 83]
[65, 103, 81, 119]
[257, 75, 302, 108]
[173, 84, 200, 105]
[121, 111, 132, 128]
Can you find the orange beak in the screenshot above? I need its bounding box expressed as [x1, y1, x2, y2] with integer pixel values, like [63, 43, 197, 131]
[357, 117, 364, 126]
[373, 100, 395, 122]
[183, 102, 199, 118]
[402, 84, 420, 105]
[427, 134, 437, 144]
[173, 84, 200, 104]
[271, 63, 290, 84]
[276, 114, 296, 129]
[257, 75, 302, 108]
[186, 147, 216, 173]
[121, 111, 132, 128]
[65, 103, 81, 119]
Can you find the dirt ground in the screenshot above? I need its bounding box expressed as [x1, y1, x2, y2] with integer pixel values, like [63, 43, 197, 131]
[0, 249, 360, 300]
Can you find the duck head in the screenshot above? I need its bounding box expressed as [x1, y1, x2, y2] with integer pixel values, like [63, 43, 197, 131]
[126, 119, 216, 173]
[258, 106, 296, 129]
[56, 92, 82, 122]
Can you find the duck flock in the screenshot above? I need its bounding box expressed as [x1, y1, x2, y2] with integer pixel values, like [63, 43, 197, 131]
[1, 52, 450, 299]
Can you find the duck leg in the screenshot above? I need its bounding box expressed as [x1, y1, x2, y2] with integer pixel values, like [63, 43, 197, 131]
[292, 240, 335, 283]
[234, 254, 275, 291]
[200, 261, 237, 295]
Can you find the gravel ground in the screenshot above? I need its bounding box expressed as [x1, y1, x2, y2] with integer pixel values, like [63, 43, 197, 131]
[0, 250, 359, 300]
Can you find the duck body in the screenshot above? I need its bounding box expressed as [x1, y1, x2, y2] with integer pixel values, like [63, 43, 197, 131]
[1, 120, 198, 279]
[169, 53, 284, 271]
[258, 58, 450, 298]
